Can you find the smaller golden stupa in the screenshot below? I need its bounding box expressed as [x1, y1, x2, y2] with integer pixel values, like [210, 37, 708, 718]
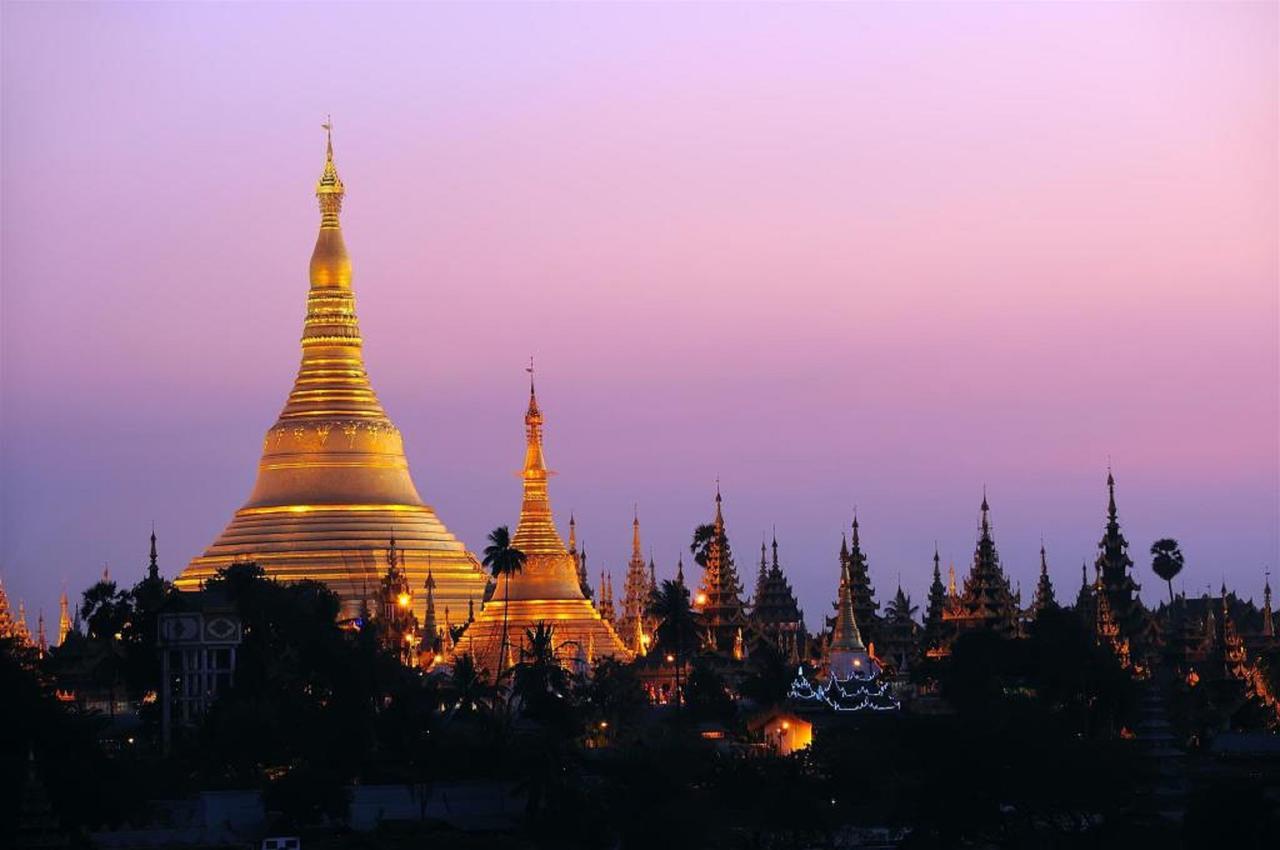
[454, 371, 630, 676]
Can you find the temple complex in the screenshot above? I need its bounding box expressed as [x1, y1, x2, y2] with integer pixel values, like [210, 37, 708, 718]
[177, 128, 489, 621]
[451, 375, 629, 677]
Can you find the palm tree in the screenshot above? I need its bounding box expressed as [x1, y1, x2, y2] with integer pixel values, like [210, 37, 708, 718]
[447, 653, 495, 718]
[647, 579, 697, 716]
[511, 622, 574, 726]
[886, 587, 919, 623]
[1150, 538, 1184, 604]
[482, 526, 527, 685]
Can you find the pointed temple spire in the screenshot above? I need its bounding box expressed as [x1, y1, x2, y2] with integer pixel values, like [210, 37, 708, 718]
[1093, 468, 1152, 659]
[36, 610, 47, 656]
[695, 485, 750, 655]
[924, 545, 950, 657]
[0, 577, 14, 641]
[951, 493, 1019, 638]
[453, 375, 629, 677]
[749, 531, 805, 655]
[620, 508, 652, 653]
[1032, 541, 1057, 615]
[1263, 570, 1274, 639]
[826, 553, 872, 681]
[423, 567, 439, 647]
[179, 126, 488, 621]
[840, 512, 880, 646]
[57, 590, 72, 646]
[676, 552, 686, 587]
[147, 527, 160, 581]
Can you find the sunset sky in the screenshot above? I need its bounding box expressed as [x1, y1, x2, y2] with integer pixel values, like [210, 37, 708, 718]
[2, 2, 1276, 628]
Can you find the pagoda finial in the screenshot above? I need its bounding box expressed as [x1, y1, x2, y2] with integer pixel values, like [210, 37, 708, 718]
[676, 552, 685, 586]
[315, 118, 345, 227]
[771, 528, 779, 569]
[1106, 467, 1118, 522]
[851, 509, 861, 548]
[632, 507, 642, 560]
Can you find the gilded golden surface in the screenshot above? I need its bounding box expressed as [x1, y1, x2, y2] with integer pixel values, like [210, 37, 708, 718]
[177, 130, 489, 619]
[455, 381, 630, 676]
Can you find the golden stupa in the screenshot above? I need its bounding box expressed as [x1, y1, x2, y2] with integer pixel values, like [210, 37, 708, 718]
[454, 375, 630, 676]
[177, 127, 490, 620]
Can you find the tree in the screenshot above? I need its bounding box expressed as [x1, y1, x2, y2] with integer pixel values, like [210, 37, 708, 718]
[647, 579, 697, 715]
[482, 526, 527, 686]
[1150, 538, 1184, 604]
[886, 587, 919, 623]
[690, 523, 734, 571]
[446, 653, 495, 718]
[511, 622, 576, 730]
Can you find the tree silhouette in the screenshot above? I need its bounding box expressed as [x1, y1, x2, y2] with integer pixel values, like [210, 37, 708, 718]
[482, 525, 527, 686]
[1150, 538, 1184, 604]
[647, 579, 697, 715]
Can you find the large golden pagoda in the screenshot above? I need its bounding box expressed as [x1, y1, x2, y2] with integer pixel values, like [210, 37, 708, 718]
[454, 375, 630, 677]
[177, 128, 490, 621]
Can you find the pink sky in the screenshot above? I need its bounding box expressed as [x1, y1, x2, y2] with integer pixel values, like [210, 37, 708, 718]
[2, 3, 1276, 628]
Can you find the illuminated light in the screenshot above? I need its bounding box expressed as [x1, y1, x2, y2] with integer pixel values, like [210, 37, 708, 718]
[599, 721, 608, 729]
[695, 592, 708, 606]
[700, 730, 724, 740]
[781, 721, 790, 730]
[397, 593, 411, 607]
[665, 654, 675, 664]
[433, 654, 443, 664]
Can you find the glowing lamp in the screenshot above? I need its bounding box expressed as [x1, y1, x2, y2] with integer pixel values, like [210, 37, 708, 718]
[665, 654, 675, 664]
[397, 593, 411, 607]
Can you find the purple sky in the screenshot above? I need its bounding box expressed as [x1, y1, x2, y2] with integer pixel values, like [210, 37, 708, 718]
[2, 3, 1277, 631]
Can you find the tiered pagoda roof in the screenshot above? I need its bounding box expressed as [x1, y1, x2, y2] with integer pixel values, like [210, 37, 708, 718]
[946, 495, 1020, 638]
[618, 511, 654, 654]
[750, 534, 806, 659]
[1094, 471, 1154, 657]
[1031, 543, 1058, 616]
[694, 488, 751, 655]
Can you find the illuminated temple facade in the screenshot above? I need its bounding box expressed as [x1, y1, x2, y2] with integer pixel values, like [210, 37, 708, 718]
[452, 378, 630, 677]
[176, 131, 490, 621]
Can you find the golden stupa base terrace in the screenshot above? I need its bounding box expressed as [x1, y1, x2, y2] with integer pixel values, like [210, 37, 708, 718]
[453, 598, 632, 679]
[178, 503, 489, 622]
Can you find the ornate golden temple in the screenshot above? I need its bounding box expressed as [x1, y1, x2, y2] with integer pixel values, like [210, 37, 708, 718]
[453, 376, 630, 676]
[176, 128, 490, 620]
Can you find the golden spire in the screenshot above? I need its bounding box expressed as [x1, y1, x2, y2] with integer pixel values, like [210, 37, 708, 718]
[512, 359, 566, 556]
[830, 557, 865, 652]
[58, 589, 71, 646]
